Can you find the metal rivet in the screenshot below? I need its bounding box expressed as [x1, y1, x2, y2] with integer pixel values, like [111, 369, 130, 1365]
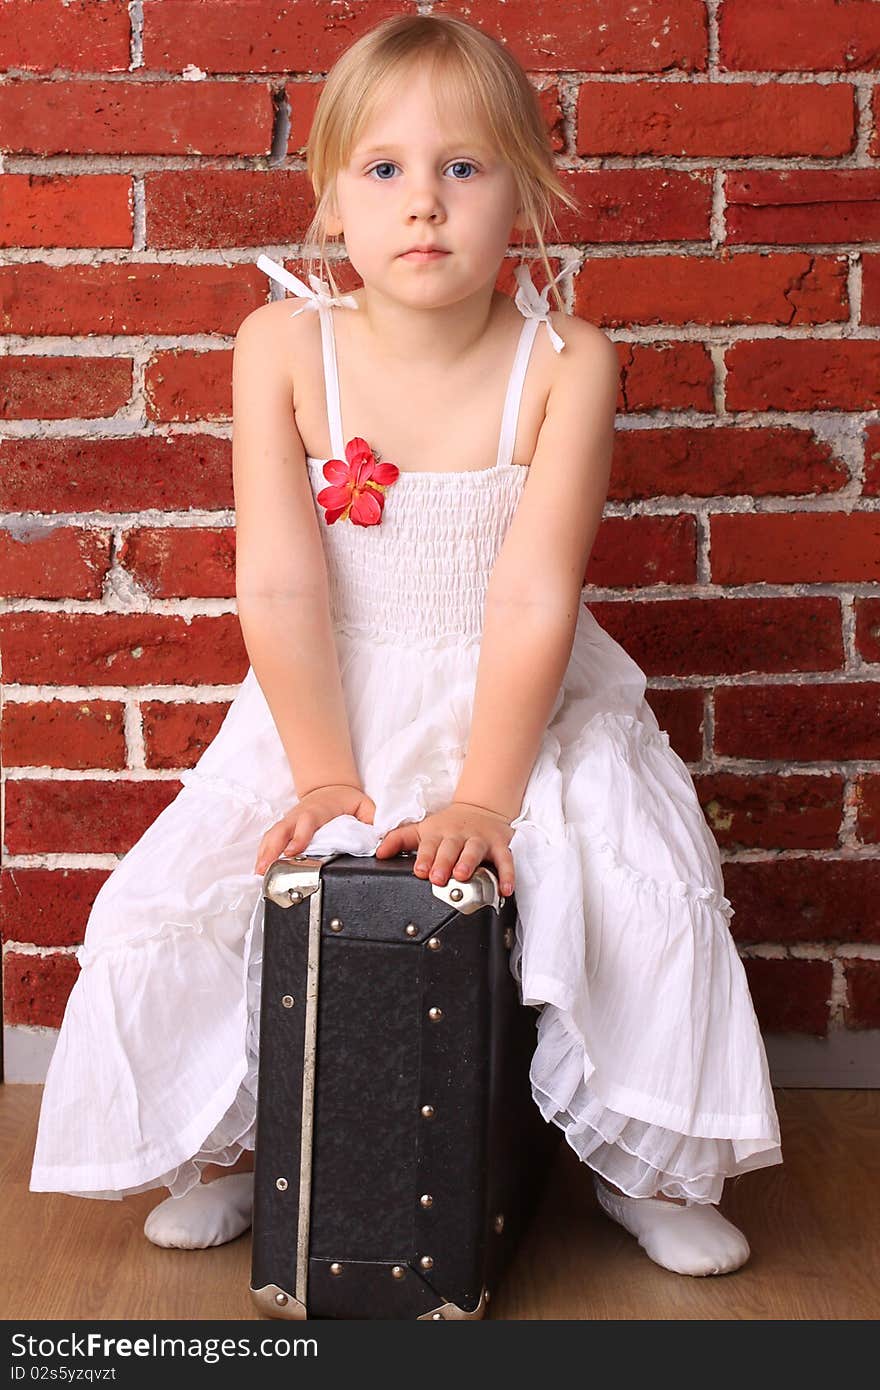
[274, 1292, 288, 1306]
[330, 917, 344, 933]
[275, 1177, 288, 1191]
[493, 1212, 505, 1233]
[405, 923, 418, 937]
[420, 1193, 434, 1208]
[288, 888, 303, 904]
[432, 1312, 441, 1320]
[428, 1006, 443, 1022]
[419, 1254, 434, 1270]
[281, 994, 295, 1008]
[420, 1104, 435, 1119]
[427, 937, 441, 951]
[449, 887, 464, 902]
[391, 1265, 406, 1280]
[329, 1262, 343, 1276]
[503, 927, 514, 949]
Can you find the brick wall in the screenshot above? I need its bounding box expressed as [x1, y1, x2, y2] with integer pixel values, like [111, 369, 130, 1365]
[2, 0, 879, 1076]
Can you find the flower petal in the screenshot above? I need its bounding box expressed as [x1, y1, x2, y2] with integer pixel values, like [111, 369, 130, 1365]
[322, 458, 351, 484]
[316, 483, 353, 508]
[345, 436, 374, 469]
[349, 488, 383, 526]
[371, 461, 400, 485]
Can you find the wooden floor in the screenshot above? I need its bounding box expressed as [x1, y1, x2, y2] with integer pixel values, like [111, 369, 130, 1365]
[2, 1085, 877, 1320]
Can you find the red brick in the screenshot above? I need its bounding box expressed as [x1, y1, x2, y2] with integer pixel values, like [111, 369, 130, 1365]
[855, 596, 880, 663]
[726, 170, 880, 245]
[644, 687, 706, 764]
[726, 340, 880, 411]
[862, 253, 880, 323]
[143, 0, 399, 72]
[865, 424, 880, 495]
[1, 262, 264, 336]
[143, 1, 707, 75]
[725, 859, 880, 945]
[573, 253, 848, 329]
[462, 0, 709, 73]
[618, 342, 714, 413]
[0, 356, 131, 420]
[3, 950, 80, 1028]
[694, 772, 844, 851]
[0, 174, 133, 249]
[610, 427, 845, 501]
[719, 0, 880, 73]
[118, 527, 236, 599]
[141, 700, 231, 770]
[711, 513, 880, 585]
[3, 778, 181, 855]
[0, 0, 131, 72]
[0, 868, 111, 948]
[0, 79, 273, 157]
[587, 515, 696, 588]
[0, 613, 248, 686]
[536, 82, 566, 153]
[715, 682, 880, 761]
[576, 82, 854, 158]
[145, 349, 233, 423]
[843, 959, 880, 1029]
[550, 169, 713, 246]
[592, 596, 843, 677]
[742, 958, 832, 1036]
[0, 525, 111, 598]
[0, 700, 126, 770]
[0, 436, 234, 514]
[145, 169, 314, 250]
[854, 773, 880, 844]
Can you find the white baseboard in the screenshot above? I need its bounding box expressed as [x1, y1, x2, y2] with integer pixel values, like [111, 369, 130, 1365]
[762, 1030, 880, 1088]
[3, 1024, 879, 1088]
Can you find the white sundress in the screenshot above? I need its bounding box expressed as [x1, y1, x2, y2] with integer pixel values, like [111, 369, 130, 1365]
[29, 256, 782, 1207]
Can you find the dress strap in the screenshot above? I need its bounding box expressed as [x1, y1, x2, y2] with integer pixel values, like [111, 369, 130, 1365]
[493, 260, 574, 470]
[256, 254, 359, 317]
[256, 254, 358, 459]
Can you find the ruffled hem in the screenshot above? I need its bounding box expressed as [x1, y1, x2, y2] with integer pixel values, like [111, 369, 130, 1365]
[530, 1006, 783, 1205]
[29, 628, 782, 1204]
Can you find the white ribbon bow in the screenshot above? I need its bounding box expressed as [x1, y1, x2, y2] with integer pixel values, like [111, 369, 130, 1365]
[512, 259, 579, 353]
[256, 253, 360, 314]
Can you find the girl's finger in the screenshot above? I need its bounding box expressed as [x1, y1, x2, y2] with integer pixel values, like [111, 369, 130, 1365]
[413, 834, 442, 878]
[496, 848, 516, 897]
[452, 836, 487, 881]
[428, 835, 467, 884]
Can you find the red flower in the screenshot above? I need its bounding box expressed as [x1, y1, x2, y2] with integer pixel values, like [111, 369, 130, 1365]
[315, 437, 400, 526]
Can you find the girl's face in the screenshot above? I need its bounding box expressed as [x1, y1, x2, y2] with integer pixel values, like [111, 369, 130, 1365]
[327, 65, 523, 305]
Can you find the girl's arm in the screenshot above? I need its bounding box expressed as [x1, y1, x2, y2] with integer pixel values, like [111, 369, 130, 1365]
[453, 319, 620, 821]
[232, 303, 361, 797]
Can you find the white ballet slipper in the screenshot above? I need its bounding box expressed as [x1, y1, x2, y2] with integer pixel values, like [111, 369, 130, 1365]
[593, 1173, 750, 1276]
[143, 1172, 254, 1250]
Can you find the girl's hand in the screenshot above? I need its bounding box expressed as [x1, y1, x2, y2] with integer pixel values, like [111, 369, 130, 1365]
[375, 801, 516, 898]
[254, 784, 376, 875]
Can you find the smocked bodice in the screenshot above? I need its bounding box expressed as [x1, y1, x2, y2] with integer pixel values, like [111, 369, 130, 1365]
[306, 456, 531, 645]
[256, 252, 579, 649]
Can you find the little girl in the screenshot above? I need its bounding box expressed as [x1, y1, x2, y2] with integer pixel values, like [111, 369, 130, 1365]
[30, 14, 781, 1282]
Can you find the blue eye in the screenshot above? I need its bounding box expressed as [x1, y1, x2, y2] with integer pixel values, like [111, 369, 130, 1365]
[366, 160, 477, 181]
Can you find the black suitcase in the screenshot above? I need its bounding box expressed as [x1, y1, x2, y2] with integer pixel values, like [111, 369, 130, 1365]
[249, 849, 561, 1320]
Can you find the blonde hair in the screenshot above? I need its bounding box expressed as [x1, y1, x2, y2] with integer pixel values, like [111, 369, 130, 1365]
[301, 13, 580, 312]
